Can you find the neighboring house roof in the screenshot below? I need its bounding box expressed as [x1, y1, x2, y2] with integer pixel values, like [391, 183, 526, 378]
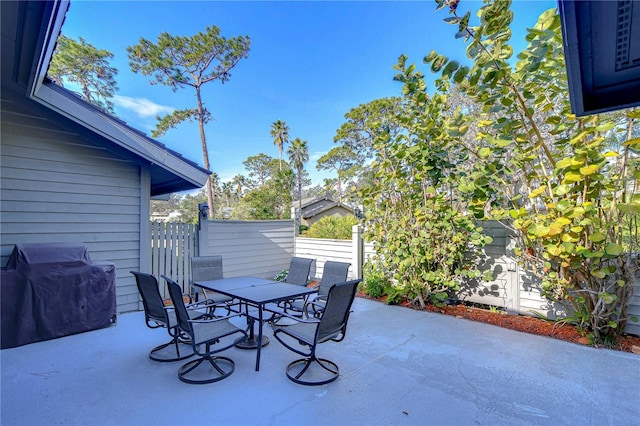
[0, 0, 210, 196]
[299, 195, 353, 220]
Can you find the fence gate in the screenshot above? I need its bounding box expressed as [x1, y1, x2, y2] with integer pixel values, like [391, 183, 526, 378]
[150, 221, 198, 297]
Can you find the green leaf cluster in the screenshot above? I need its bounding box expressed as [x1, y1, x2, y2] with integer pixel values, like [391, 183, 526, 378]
[302, 215, 357, 240]
[359, 53, 493, 308]
[420, 0, 639, 344]
[49, 35, 119, 113]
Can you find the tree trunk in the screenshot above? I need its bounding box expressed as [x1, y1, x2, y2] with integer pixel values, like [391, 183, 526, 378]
[196, 86, 214, 216]
[297, 174, 302, 233]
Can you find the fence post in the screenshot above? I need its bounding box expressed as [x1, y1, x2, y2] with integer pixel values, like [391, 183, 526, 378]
[352, 225, 363, 279]
[198, 209, 208, 256]
[504, 224, 520, 313]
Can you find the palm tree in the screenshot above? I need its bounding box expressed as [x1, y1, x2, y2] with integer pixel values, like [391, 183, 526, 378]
[287, 138, 309, 229]
[231, 174, 247, 202]
[270, 120, 289, 171]
[221, 181, 233, 207]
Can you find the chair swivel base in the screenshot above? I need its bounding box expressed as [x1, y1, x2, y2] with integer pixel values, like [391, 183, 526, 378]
[149, 339, 195, 362]
[178, 356, 235, 384]
[285, 357, 339, 386]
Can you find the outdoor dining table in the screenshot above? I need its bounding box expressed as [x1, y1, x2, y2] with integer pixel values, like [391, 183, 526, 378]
[195, 276, 317, 371]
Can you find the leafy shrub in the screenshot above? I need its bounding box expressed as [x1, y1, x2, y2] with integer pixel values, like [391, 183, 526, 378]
[423, 1, 639, 344]
[363, 262, 388, 298]
[303, 215, 358, 239]
[274, 269, 288, 282]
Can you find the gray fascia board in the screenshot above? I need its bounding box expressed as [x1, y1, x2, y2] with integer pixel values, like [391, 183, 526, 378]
[29, 0, 69, 97]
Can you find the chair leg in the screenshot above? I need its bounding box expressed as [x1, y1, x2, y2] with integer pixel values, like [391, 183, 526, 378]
[149, 330, 195, 362]
[285, 356, 340, 386]
[178, 355, 235, 384]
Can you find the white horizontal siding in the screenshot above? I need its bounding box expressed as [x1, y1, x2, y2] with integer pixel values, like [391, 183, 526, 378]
[295, 237, 356, 280]
[1, 115, 142, 314]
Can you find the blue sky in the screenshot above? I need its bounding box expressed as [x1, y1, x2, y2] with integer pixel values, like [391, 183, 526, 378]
[60, 0, 556, 186]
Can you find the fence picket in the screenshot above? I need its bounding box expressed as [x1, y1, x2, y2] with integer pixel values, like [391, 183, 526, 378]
[150, 221, 197, 297]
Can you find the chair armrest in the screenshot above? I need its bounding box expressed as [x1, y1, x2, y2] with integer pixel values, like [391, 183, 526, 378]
[270, 308, 320, 325]
[303, 299, 326, 318]
[185, 299, 224, 310]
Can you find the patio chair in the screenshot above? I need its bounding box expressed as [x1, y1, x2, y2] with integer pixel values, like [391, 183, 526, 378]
[190, 255, 234, 314]
[272, 279, 361, 385]
[291, 261, 351, 317]
[272, 257, 313, 317]
[285, 256, 314, 286]
[131, 271, 204, 362]
[163, 275, 247, 384]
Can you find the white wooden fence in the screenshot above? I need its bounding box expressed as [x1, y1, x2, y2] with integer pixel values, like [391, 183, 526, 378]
[150, 221, 197, 297]
[150, 219, 639, 337]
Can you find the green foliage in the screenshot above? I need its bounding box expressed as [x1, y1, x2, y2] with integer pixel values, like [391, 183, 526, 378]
[49, 35, 118, 113]
[362, 261, 389, 298]
[288, 137, 310, 230]
[316, 146, 358, 202]
[127, 25, 251, 214]
[303, 215, 357, 239]
[243, 154, 278, 188]
[334, 97, 404, 163]
[274, 269, 288, 282]
[426, 1, 639, 343]
[270, 120, 290, 171]
[243, 175, 292, 220]
[358, 52, 493, 309]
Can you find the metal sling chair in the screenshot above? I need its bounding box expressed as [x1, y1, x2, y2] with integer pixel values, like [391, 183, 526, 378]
[163, 275, 247, 384]
[272, 279, 361, 385]
[131, 271, 204, 362]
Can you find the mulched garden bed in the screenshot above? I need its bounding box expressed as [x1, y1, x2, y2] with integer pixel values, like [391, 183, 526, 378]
[357, 292, 640, 354]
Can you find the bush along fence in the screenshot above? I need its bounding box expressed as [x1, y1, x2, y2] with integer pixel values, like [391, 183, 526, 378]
[361, 220, 640, 339]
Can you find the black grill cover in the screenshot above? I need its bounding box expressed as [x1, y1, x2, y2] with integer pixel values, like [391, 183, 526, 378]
[1, 243, 117, 349]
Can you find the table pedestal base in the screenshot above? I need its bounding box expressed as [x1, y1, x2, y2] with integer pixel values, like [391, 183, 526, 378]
[235, 335, 269, 349]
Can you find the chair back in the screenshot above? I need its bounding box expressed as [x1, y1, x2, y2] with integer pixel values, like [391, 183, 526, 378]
[191, 255, 224, 295]
[317, 279, 361, 343]
[318, 261, 351, 297]
[163, 275, 194, 338]
[131, 271, 167, 325]
[285, 257, 313, 286]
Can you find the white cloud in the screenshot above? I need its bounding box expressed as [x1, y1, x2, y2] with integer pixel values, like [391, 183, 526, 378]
[113, 95, 174, 118]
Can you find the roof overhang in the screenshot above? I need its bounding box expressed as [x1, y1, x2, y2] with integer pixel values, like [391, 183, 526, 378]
[559, 0, 640, 116]
[1, 0, 210, 196]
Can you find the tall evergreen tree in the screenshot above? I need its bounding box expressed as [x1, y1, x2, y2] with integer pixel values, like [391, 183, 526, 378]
[316, 146, 357, 203]
[49, 35, 118, 113]
[127, 26, 250, 216]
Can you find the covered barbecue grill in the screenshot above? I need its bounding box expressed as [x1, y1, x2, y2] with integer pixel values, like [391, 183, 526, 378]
[1, 243, 116, 349]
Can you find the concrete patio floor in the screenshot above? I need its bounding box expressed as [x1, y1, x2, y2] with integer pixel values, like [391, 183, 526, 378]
[1, 296, 639, 426]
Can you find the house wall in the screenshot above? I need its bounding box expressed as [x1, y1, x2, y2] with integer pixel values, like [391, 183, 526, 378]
[0, 106, 146, 313]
